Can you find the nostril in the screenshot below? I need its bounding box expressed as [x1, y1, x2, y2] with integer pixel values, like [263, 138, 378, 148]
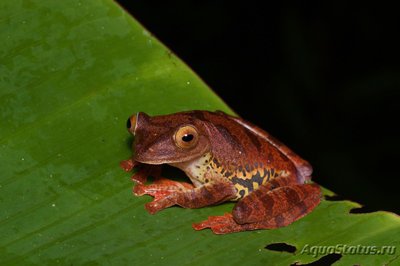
[126, 117, 131, 130]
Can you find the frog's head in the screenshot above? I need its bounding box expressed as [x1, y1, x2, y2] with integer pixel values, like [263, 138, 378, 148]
[126, 111, 211, 165]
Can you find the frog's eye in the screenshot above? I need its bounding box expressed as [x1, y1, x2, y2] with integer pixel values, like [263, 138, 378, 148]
[174, 125, 199, 149]
[126, 115, 137, 134]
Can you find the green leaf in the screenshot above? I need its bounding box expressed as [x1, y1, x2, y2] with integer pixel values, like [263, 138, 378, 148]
[1, 1, 399, 265]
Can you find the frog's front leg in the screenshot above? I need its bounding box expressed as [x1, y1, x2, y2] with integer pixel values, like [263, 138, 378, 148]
[193, 183, 321, 234]
[120, 158, 162, 184]
[144, 180, 237, 214]
[134, 177, 194, 201]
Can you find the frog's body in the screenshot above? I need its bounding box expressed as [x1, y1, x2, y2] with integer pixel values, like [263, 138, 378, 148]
[176, 151, 293, 200]
[121, 110, 321, 234]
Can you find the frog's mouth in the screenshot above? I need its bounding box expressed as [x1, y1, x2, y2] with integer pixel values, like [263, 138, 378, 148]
[133, 143, 210, 166]
[133, 151, 204, 166]
[133, 150, 167, 165]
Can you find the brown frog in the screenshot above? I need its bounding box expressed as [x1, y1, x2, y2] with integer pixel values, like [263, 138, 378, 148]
[120, 110, 321, 234]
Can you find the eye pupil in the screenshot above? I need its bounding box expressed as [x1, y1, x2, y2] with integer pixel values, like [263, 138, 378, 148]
[182, 134, 194, 142]
[126, 118, 131, 129]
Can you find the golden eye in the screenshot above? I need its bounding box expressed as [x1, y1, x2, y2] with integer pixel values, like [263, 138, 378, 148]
[174, 125, 199, 149]
[127, 114, 137, 133]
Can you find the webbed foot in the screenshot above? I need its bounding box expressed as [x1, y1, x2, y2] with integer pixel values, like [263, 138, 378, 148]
[192, 213, 248, 234]
[134, 177, 194, 214]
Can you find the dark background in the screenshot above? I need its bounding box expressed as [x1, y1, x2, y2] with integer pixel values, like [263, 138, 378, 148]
[116, 1, 399, 213]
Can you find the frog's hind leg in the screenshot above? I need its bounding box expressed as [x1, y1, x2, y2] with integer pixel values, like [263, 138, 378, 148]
[193, 183, 321, 234]
[232, 183, 321, 226]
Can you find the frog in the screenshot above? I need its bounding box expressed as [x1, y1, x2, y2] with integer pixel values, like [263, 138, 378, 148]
[120, 110, 321, 234]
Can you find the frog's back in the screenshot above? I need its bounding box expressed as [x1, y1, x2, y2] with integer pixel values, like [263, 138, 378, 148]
[195, 111, 312, 199]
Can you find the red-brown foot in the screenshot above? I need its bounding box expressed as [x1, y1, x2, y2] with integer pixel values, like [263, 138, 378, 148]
[120, 158, 138, 172]
[120, 158, 149, 183]
[130, 165, 162, 184]
[192, 213, 250, 234]
[134, 177, 194, 213]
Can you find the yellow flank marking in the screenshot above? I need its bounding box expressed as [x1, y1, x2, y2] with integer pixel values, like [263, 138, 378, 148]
[280, 170, 290, 177]
[246, 170, 253, 179]
[252, 182, 259, 190]
[233, 183, 248, 199]
[235, 171, 243, 179]
[258, 168, 264, 178]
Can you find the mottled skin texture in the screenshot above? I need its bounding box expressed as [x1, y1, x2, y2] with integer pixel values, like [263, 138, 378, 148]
[121, 110, 321, 234]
